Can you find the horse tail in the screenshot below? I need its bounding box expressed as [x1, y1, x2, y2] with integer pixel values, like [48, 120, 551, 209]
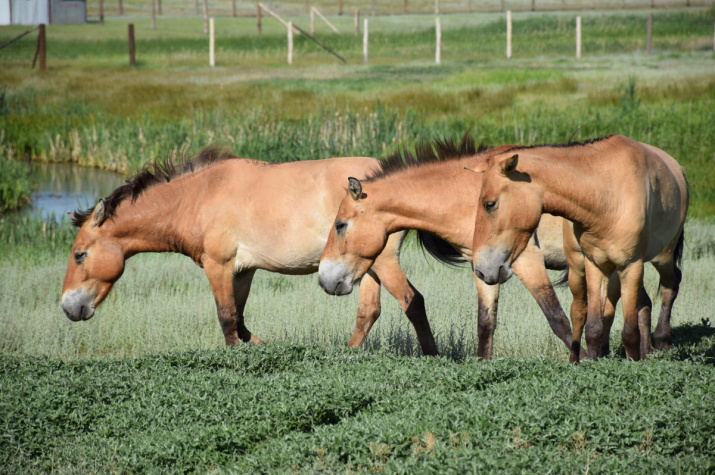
[415, 230, 467, 267]
[553, 268, 570, 288]
[674, 227, 685, 273]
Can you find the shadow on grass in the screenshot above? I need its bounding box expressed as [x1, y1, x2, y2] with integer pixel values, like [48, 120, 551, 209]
[605, 319, 714, 365]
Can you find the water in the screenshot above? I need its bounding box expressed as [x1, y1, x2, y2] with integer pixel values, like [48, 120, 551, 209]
[18, 163, 125, 220]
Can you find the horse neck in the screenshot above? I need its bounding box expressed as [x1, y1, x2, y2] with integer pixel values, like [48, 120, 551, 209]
[368, 159, 482, 248]
[100, 180, 197, 259]
[524, 150, 610, 230]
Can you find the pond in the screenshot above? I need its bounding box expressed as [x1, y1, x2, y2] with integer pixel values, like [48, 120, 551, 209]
[17, 163, 125, 220]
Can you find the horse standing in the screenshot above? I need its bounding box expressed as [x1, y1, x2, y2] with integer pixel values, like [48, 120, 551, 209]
[469, 135, 688, 362]
[318, 138, 583, 360]
[61, 149, 438, 355]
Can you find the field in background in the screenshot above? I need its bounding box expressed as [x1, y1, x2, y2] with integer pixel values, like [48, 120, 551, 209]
[1, 4, 715, 472]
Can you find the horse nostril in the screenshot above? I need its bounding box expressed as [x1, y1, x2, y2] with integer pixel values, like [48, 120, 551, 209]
[475, 269, 485, 281]
[63, 308, 72, 319]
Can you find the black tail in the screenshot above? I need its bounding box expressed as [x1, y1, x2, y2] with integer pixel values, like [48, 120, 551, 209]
[554, 268, 570, 288]
[675, 228, 685, 271]
[416, 230, 467, 267]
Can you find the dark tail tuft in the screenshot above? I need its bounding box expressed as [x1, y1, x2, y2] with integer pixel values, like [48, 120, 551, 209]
[416, 230, 467, 267]
[554, 268, 570, 288]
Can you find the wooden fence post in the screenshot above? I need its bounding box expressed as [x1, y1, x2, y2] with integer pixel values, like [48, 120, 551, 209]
[506, 10, 512, 59]
[118, 0, 123, 16]
[500, 0, 504, 12]
[287, 21, 293, 64]
[576, 16, 581, 59]
[203, 0, 209, 35]
[128, 23, 135, 67]
[257, 3, 262, 34]
[232, 0, 236, 17]
[210, 18, 215, 66]
[158, 0, 162, 16]
[363, 19, 368, 63]
[531, 0, 536, 11]
[338, 0, 342, 16]
[355, 10, 359, 35]
[404, 0, 408, 14]
[435, 0, 439, 15]
[151, 0, 156, 29]
[435, 17, 441, 64]
[38, 23, 45, 72]
[99, 0, 104, 25]
[646, 12, 652, 55]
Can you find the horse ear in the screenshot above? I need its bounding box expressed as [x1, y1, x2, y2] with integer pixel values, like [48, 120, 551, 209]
[348, 177, 362, 201]
[91, 200, 106, 227]
[500, 154, 518, 176]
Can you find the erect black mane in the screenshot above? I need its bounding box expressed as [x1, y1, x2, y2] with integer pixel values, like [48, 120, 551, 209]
[365, 132, 492, 182]
[503, 135, 613, 154]
[71, 146, 236, 228]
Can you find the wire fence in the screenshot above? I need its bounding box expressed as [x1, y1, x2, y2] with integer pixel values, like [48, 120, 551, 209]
[0, 26, 42, 68]
[84, 0, 715, 18]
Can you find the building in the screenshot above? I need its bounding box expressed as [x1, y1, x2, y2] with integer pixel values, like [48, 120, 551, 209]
[0, 0, 86, 26]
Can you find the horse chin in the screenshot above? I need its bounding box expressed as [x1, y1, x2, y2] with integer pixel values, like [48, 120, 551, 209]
[61, 289, 97, 322]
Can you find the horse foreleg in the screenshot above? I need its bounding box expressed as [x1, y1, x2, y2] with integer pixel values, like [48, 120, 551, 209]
[475, 277, 499, 360]
[348, 272, 382, 348]
[511, 245, 582, 358]
[618, 261, 645, 361]
[204, 260, 262, 345]
[370, 235, 437, 356]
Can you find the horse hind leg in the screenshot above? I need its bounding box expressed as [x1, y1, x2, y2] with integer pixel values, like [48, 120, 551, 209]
[651, 257, 682, 350]
[599, 272, 620, 358]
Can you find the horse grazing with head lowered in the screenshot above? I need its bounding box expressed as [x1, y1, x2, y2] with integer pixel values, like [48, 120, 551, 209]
[319, 136, 585, 360]
[61, 149, 438, 355]
[469, 135, 688, 362]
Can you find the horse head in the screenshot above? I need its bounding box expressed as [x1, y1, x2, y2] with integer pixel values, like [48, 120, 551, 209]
[469, 152, 542, 285]
[61, 200, 126, 321]
[318, 177, 388, 296]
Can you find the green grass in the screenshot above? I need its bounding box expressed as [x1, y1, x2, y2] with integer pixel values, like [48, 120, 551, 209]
[1, 344, 714, 473]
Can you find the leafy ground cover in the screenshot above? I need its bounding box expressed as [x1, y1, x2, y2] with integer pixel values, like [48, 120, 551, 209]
[1, 343, 714, 473]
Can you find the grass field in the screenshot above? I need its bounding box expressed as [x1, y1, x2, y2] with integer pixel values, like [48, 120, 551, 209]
[1, 4, 715, 472]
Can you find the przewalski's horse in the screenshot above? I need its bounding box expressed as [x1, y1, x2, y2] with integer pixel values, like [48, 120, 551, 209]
[61, 149, 439, 355]
[318, 137, 584, 360]
[469, 135, 688, 362]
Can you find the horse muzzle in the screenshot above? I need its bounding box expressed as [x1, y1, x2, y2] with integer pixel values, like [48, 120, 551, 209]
[474, 248, 513, 285]
[61, 289, 96, 322]
[318, 260, 355, 296]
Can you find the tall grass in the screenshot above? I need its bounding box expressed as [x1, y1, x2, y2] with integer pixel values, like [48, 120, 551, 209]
[2, 219, 714, 360]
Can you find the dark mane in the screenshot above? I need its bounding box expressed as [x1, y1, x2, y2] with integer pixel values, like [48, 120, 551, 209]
[365, 132, 491, 182]
[71, 146, 237, 228]
[503, 135, 614, 154]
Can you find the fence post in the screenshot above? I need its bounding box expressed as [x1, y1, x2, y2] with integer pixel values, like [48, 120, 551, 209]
[576, 16, 581, 59]
[531, 0, 536, 11]
[287, 21, 293, 64]
[232, 0, 236, 17]
[99, 0, 104, 25]
[203, 0, 209, 35]
[371, 0, 375, 17]
[151, 0, 156, 29]
[118, 0, 123, 16]
[128, 23, 135, 67]
[500, 0, 504, 12]
[38, 23, 45, 72]
[404, 0, 408, 14]
[355, 10, 359, 35]
[506, 10, 512, 59]
[363, 19, 368, 63]
[210, 18, 215, 66]
[435, 17, 441, 64]
[257, 3, 262, 34]
[646, 12, 652, 55]
[158, 0, 162, 16]
[338, 0, 342, 15]
[435, 0, 439, 15]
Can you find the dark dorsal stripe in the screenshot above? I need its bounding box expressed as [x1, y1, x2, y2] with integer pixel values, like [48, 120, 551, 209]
[71, 146, 236, 228]
[503, 135, 613, 154]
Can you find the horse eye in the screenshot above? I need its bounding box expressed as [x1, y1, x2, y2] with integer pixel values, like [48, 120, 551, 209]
[335, 220, 348, 236]
[485, 200, 497, 212]
[74, 251, 88, 265]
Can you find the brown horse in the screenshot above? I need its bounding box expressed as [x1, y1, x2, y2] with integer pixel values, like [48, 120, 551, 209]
[61, 148, 439, 355]
[318, 137, 584, 360]
[469, 135, 688, 362]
